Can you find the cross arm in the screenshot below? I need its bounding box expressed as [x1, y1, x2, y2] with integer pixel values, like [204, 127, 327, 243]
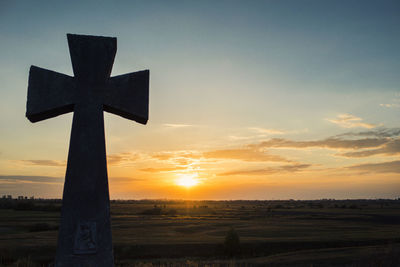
[104, 70, 149, 124]
[26, 66, 76, 123]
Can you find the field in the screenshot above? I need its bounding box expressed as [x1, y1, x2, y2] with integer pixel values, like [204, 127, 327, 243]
[0, 199, 399, 266]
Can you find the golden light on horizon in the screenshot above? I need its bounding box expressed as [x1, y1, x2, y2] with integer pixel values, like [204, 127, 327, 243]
[175, 173, 200, 188]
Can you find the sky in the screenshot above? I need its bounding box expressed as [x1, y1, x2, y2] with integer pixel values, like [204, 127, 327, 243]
[0, 0, 399, 200]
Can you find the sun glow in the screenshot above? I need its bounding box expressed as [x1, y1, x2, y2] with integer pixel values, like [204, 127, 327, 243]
[175, 173, 200, 188]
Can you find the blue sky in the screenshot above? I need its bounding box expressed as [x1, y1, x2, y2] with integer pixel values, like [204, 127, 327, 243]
[0, 0, 399, 199]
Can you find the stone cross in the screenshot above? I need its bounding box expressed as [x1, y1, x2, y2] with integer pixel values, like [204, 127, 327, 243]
[26, 34, 149, 266]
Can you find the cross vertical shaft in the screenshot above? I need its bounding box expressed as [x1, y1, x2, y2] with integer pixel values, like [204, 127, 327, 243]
[56, 99, 113, 265]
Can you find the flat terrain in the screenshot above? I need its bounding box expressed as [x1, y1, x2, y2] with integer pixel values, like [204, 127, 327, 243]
[0, 199, 399, 266]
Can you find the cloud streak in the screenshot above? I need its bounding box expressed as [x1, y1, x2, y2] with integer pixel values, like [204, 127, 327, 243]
[335, 128, 400, 138]
[219, 163, 312, 176]
[107, 153, 141, 166]
[16, 160, 66, 167]
[248, 127, 285, 135]
[327, 114, 378, 129]
[203, 148, 290, 162]
[0, 175, 63, 184]
[109, 177, 144, 182]
[347, 160, 400, 174]
[139, 167, 188, 173]
[16, 153, 142, 167]
[151, 151, 202, 161]
[380, 94, 400, 109]
[0, 175, 144, 186]
[380, 103, 400, 108]
[338, 138, 400, 158]
[252, 137, 386, 150]
[163, 123, 194, 128]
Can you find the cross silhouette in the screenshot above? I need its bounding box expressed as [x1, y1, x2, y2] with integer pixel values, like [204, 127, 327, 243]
[26, 33, 149, 266]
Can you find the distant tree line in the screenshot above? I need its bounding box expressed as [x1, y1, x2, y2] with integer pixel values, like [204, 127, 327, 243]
[0, 197, 61, 212]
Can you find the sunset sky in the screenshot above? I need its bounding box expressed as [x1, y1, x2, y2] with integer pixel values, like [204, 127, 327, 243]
[0, 0, 399, 199]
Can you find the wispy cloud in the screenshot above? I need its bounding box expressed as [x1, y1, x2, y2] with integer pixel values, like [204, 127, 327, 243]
[151, 151, 202, 162]
[0, 175, 63, 184]
[152, 152, 174, 161]
[147, 151, 204, 173]
[327, 114, 378, 129]
[252, 137, 386, 150]
[338, 138, 400, 158]
[245, 128, 400, 158]
[16, 160, 66, 167]
[107, 153, 141, 166]
[203, 148, 290, 162]
[0, 175, 143, 186]
[149, 147, 291, 164]
[380, 93, 400, 109]
[248, 127, 286, 135]
[163, 123, 194, 128]
[335, 128, 400, 138]
[109, 177, 144, 182]
[380, 103, 400, 108]
[15, 153, 142, 168]
[346, 160, 400, 174]
[228, 127, 305, 141]
[219, 163, 312, 176]
[139, 166, 188, 173]
[228, 135, 255, 141]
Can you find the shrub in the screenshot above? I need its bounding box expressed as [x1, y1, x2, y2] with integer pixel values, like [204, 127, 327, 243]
[224, 227, 240, 257]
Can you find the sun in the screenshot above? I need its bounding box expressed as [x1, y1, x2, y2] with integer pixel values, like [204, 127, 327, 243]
[175, 173, 200, 188]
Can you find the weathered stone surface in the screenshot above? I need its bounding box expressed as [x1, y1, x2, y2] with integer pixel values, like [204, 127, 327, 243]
[26, 33, 149, 266]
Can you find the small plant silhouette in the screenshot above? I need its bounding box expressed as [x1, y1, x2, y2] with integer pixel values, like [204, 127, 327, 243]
[224, 227, 240, 257]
